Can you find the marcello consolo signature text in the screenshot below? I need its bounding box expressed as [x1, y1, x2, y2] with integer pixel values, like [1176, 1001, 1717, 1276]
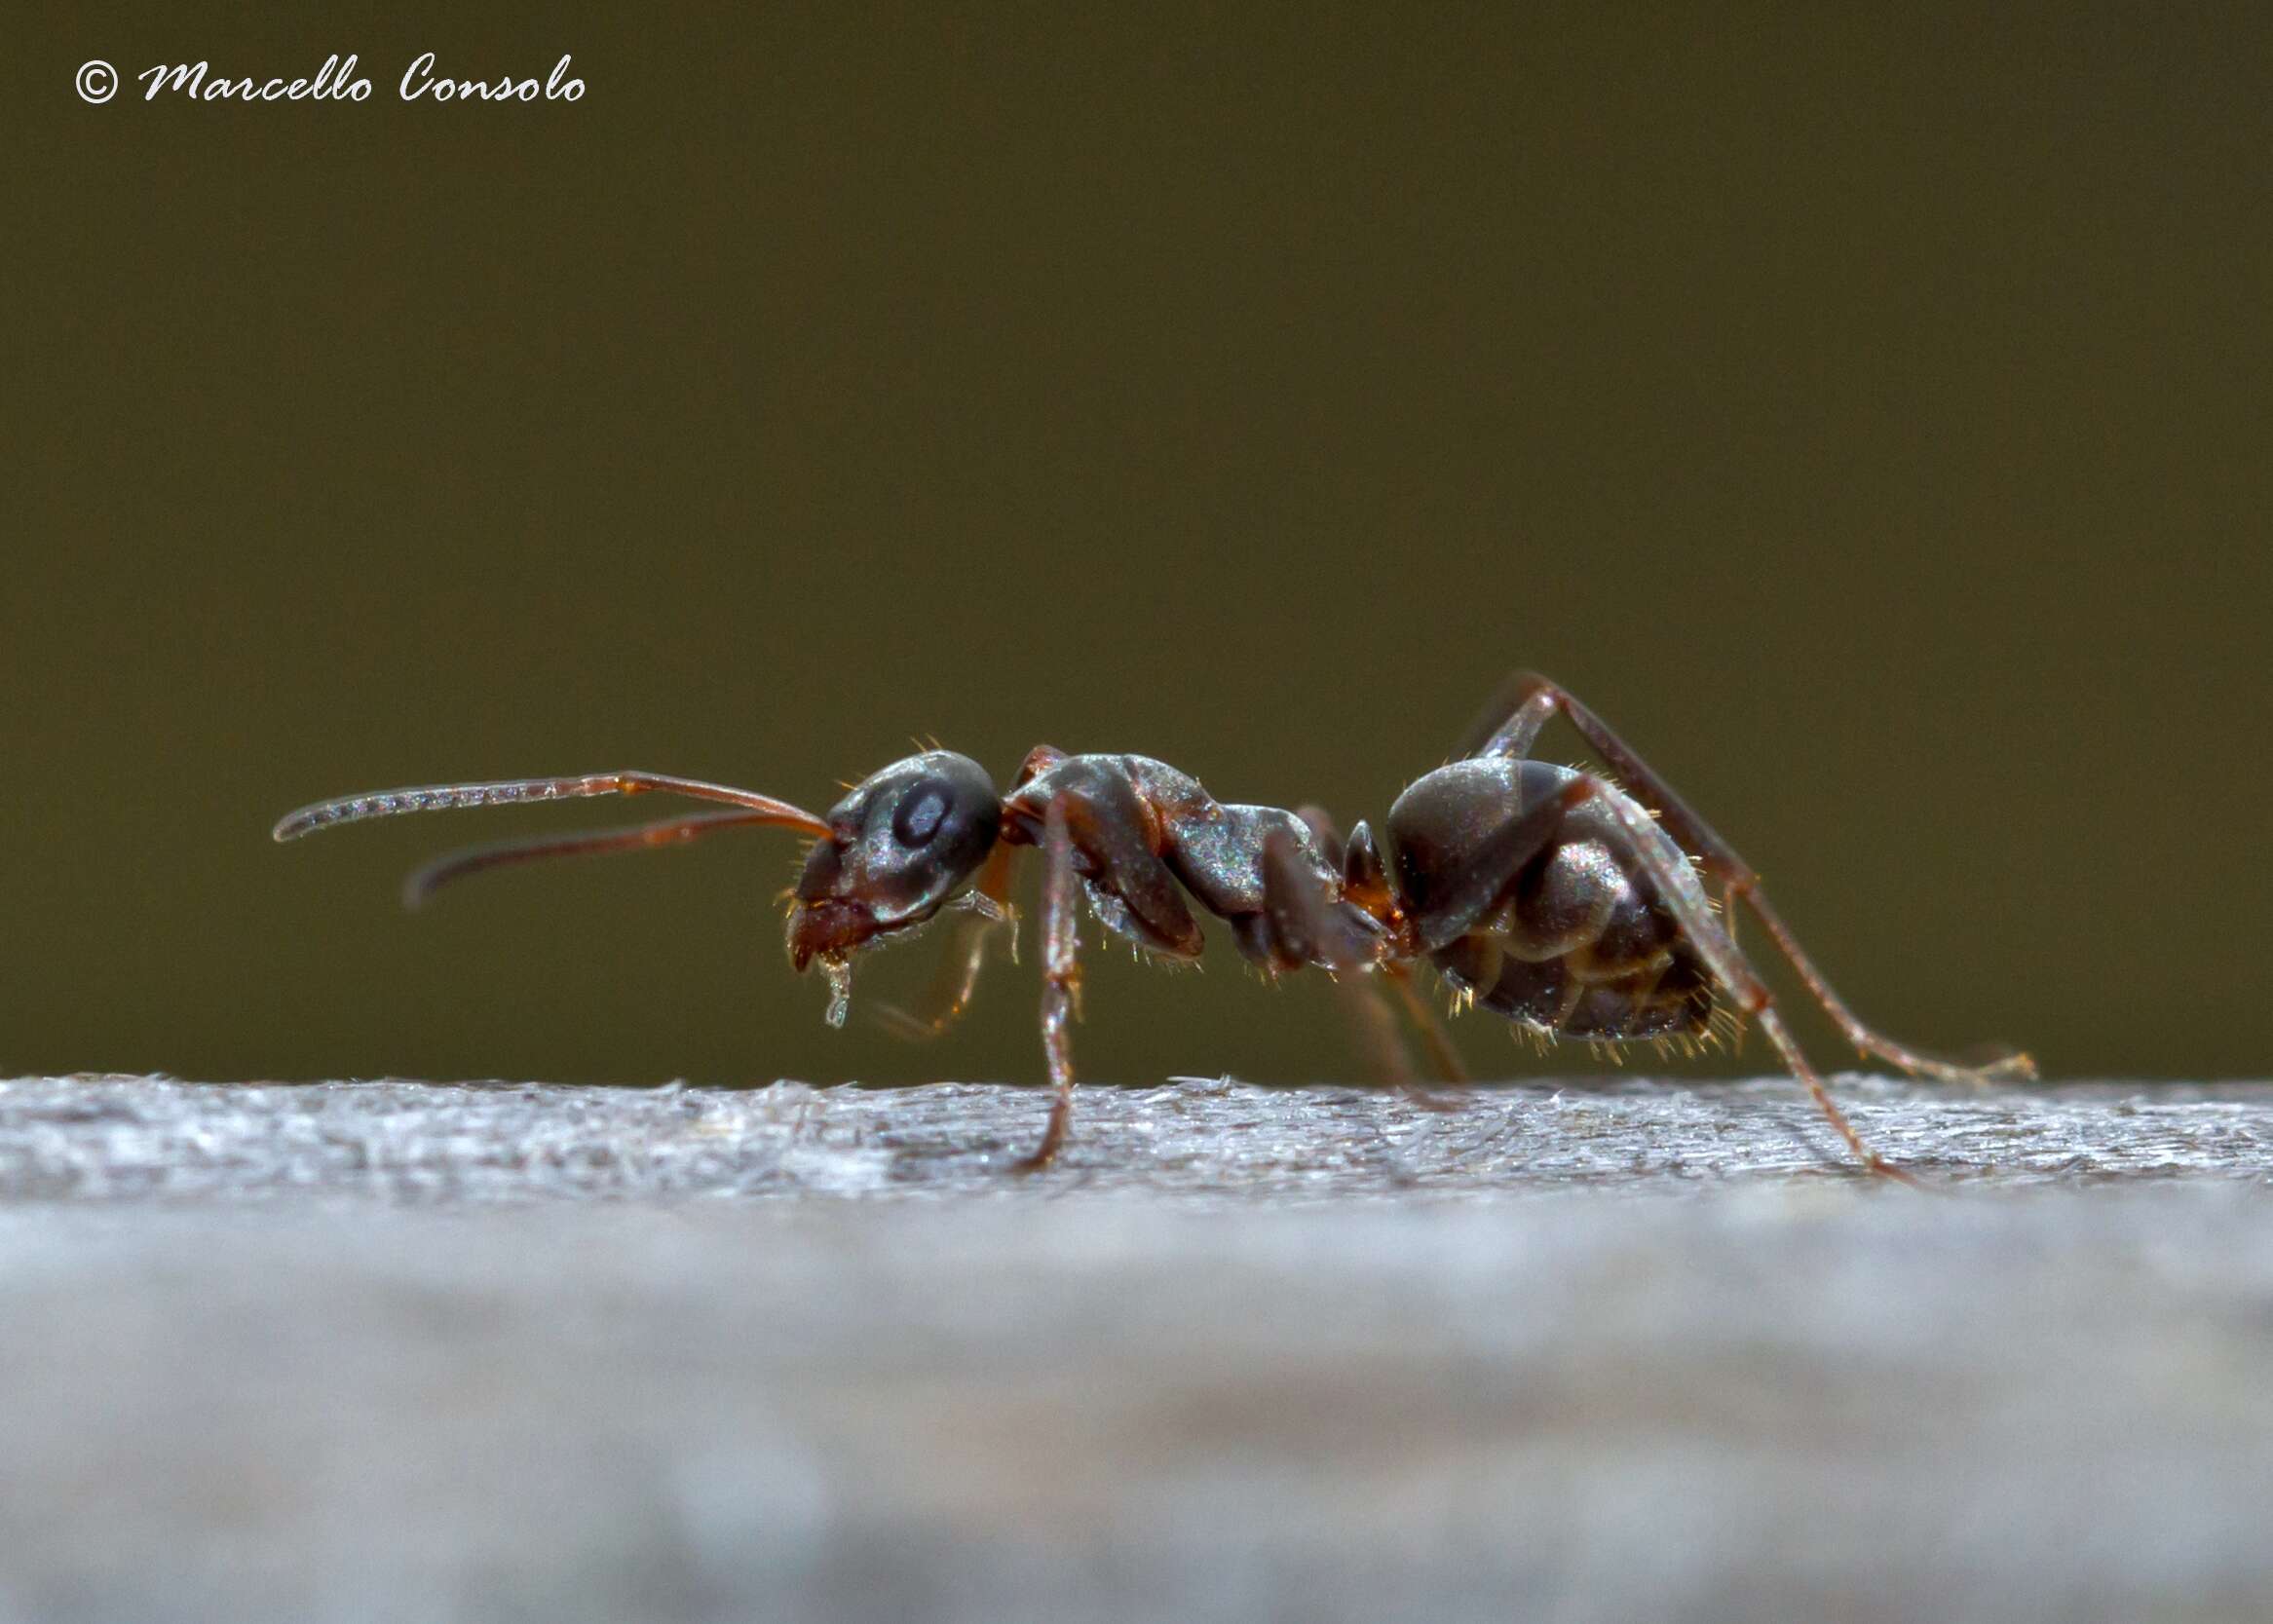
[136, 54, 583, 102]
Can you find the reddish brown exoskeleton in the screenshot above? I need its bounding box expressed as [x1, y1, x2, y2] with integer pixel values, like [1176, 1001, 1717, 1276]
[273, 672, 2031, 1177]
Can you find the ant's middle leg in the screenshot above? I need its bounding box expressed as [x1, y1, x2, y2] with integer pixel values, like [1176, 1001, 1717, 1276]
[1257, 825, 1457, 1107]
[1286, 806, 1470, 1097]
[1383, 965, 1469, 1088]
[1465, 671, 2033, 1086]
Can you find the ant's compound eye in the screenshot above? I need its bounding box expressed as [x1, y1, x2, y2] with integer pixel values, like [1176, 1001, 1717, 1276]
[892, 777, 952, 848]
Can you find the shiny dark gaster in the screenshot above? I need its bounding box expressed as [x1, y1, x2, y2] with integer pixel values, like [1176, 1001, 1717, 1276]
[272, 672, 2030, 1177]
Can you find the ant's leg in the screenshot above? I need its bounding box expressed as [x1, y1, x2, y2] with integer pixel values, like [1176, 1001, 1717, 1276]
[872, 844, 1021, 1040]
[1345, 968, 1466, 1111]
[1014, 799, 1082, 1171]
[1258, 828, 1382, 974]
[1007, 760, 1203, 957]
[1464, 674, 1749, 860]
[1384, 963, 1470, 1087]
[1322, 961, 1423, 1095]
[1300, 799, 1472, 1094]
[1310, 962, 1471, 1103]
[1261, 827, 1459, 1106]
[1740, 888, 2032, 1083]
[1574, 785, 1915, 1184]
[1289, 806, 1471, 1095]
[1466, 672, 2033, 1085]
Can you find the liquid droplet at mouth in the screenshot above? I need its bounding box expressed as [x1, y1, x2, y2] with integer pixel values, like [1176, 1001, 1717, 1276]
[821, 956, 853, 1029]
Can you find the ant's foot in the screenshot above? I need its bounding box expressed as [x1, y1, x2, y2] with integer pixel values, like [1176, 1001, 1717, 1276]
[1863, 1153, 1928, 1190]
[1891, 1047, 2037, 1089]
[1008, 1104, 1071, 1173]
[1395, 1082, 1470, 1114]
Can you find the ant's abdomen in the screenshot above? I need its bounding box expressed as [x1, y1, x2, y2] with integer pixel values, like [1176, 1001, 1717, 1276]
[1387, 756, 1716, 1041]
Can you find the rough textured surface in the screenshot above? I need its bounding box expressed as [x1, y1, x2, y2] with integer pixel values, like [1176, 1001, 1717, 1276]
[1, 1076, 2270, 1624]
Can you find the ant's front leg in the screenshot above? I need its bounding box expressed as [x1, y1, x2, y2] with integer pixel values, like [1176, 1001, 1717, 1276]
[871, 843, 1020, 1041]
[1014, 798, 1083, 1172]
[1463, 671, 2034, 1086]
[1001, 760, 1210, 1168]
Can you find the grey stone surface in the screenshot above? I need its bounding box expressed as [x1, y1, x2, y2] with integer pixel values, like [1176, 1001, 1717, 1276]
[0, 1076, 2269, 1623]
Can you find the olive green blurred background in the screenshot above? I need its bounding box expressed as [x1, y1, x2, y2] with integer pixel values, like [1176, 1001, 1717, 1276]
[7, 5, 2268, 1087]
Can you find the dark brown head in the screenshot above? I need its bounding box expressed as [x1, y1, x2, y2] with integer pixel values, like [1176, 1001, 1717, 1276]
[786, 751, 1004, 981]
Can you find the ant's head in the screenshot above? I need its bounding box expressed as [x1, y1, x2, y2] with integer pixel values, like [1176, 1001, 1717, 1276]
[785, 750, 1003, 977]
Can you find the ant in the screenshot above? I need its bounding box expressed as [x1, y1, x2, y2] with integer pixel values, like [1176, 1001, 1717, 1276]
[273, 672, 2031, 1178]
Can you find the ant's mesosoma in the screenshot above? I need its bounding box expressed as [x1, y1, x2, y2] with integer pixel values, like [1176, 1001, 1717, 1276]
[272, 672, 2031, 1178]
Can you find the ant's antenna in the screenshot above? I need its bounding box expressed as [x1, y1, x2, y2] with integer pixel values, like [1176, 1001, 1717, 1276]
[272, 772, 831, 844]
[399, 809, 807, 909]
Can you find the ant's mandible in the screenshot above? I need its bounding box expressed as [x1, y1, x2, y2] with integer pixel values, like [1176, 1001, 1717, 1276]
[273, 672, 2032, 1178]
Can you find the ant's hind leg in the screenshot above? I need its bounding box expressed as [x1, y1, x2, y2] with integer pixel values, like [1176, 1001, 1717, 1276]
[1733, 888, 2033, 1086]
[1574, 784, 1916, 1183]
[1013, 800, 1082, 1171]
[1464, 671, 2034, 1087]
